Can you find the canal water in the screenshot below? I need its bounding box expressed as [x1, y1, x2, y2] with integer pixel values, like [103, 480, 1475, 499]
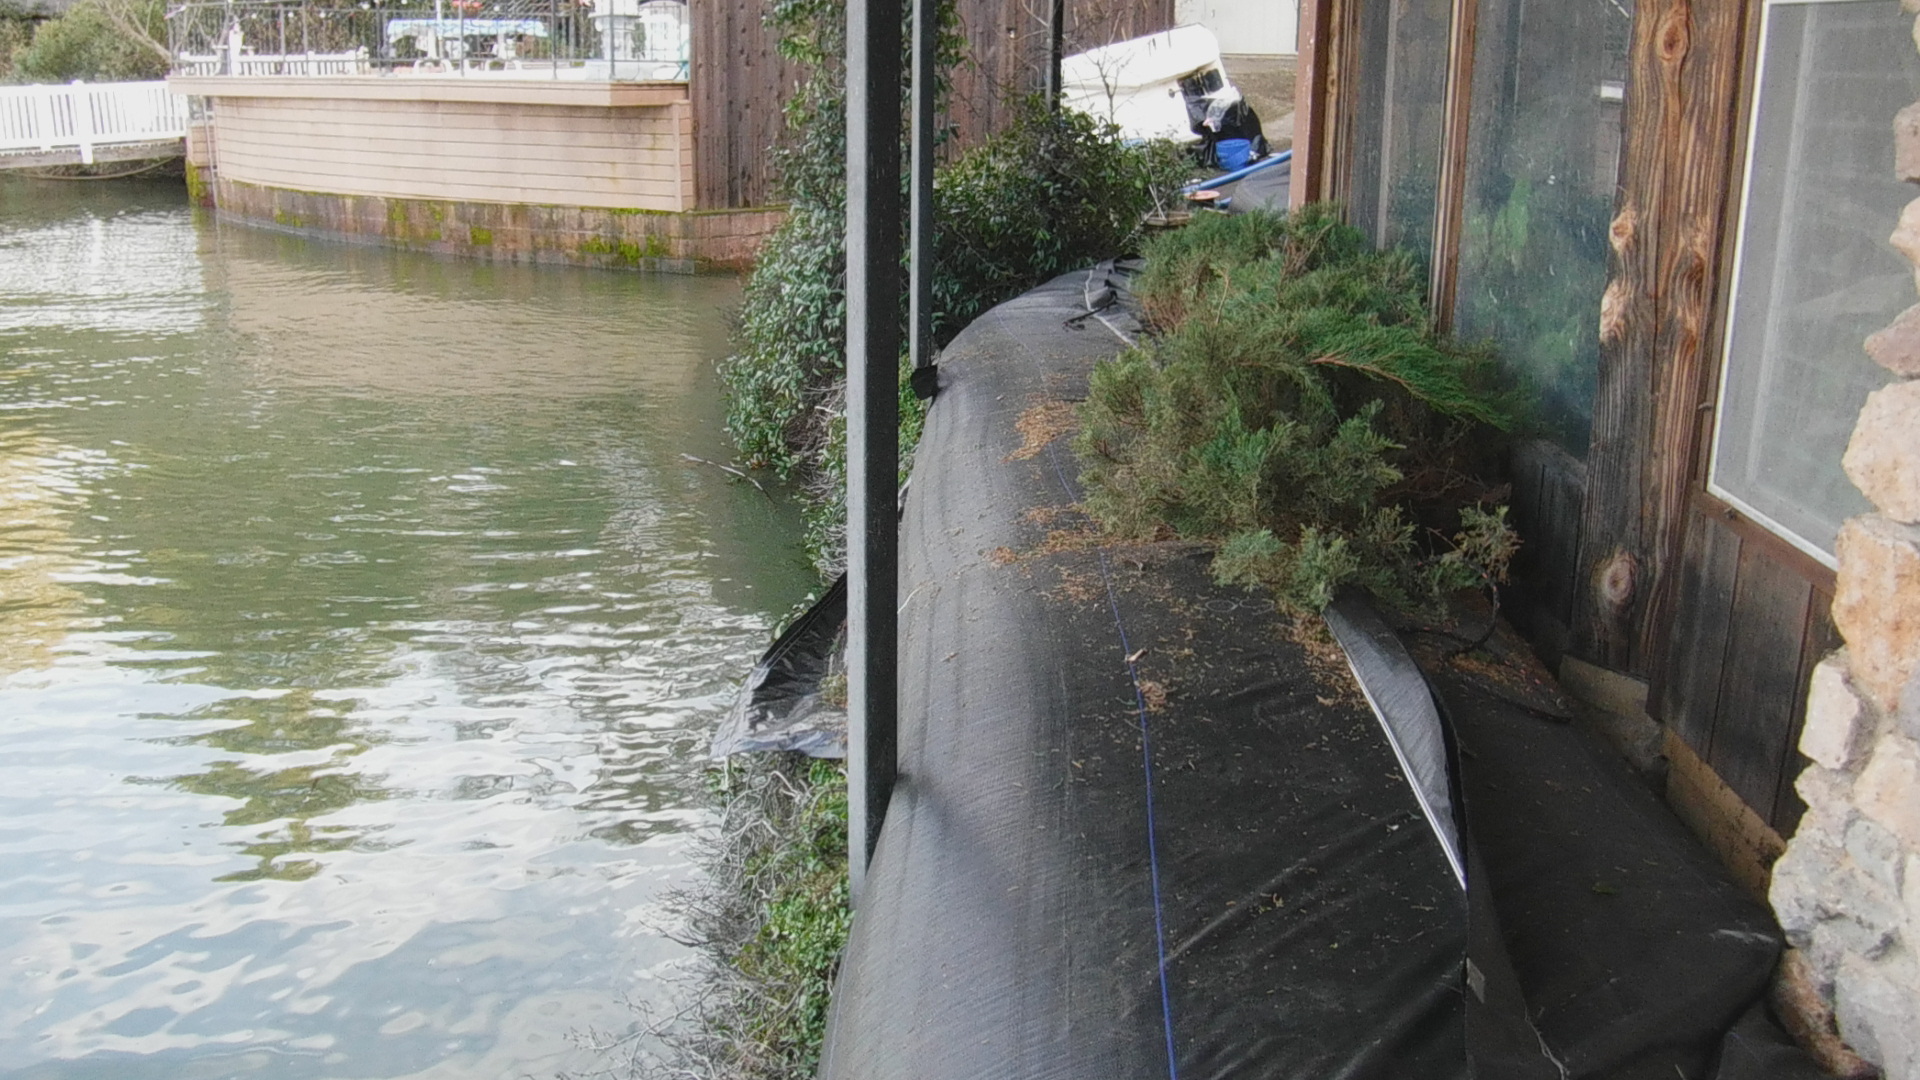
[0, 177, 813, 1079]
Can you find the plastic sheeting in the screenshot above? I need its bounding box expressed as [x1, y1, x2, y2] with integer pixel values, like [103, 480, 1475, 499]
[1432, 666, 1791, 1079]
[818, 270, 1469, 1080]
[711, 575, 847, 759]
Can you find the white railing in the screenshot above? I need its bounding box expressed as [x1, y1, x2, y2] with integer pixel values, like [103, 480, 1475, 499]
[0, 82, 187, 165]
[174, 50, 374, 77]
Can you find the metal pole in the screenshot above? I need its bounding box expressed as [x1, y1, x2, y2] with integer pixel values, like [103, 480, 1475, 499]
[908, 0, 935, 377]
[844, 0, 901, 905]
[1043, 0, 1064, 108]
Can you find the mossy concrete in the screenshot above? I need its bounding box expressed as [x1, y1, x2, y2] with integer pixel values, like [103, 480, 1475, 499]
[208, 175, 785, 274]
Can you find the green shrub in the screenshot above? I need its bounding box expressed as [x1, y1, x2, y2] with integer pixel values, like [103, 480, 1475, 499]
[9, 0, 168, 83]
[1077, 207, 1518, 614]
[931, 101, 1188, 344]
[723, 91, 1188, 571]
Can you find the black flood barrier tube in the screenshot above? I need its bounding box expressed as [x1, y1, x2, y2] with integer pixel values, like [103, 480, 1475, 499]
[817, 268, 1470, 1080]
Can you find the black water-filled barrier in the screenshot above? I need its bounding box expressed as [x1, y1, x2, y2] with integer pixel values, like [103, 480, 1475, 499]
[818, 269, 1469, 1080]
[809, 265, 1823, 1080]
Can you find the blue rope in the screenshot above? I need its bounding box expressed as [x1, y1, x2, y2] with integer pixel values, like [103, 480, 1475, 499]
[1044, 440, 1180, 1080]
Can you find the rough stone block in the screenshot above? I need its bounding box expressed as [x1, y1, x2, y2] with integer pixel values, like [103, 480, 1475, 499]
[1907, 853, 1920, 940]
[1804, 653, 1873, 770]
[1848, 815, 1909, 893]
[1901, 103, 1920, 184]
[1833, 515, 1920, 711]
[1891, 197, 1920, 290]
[1774, 828, 1846, 944]
[1903, 671, 1920, 742]
[1846, 381, 1920, 524]
[1822, 865, 1904, 960]
[1857, 735, 1920, 851]
[1835, 950, 1920, 1079]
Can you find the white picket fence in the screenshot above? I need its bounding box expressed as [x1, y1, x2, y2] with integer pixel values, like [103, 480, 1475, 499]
[0, 82, 187, 165]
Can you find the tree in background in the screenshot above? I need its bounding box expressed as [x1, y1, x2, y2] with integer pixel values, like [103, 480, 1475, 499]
[7, 0, 169, 83]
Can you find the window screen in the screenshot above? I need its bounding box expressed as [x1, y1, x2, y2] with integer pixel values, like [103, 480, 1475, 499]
[1346, 0, 1453, 271]
[1450, 0, 1634, 455]
[1710, 0, 1920, 566]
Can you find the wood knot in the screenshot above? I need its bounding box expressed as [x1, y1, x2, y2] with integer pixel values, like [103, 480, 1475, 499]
[1657, 6, 1692, 65]
[1596, 550, 1638, 612]
[1599, 279, 1629, 346]
[1609, 206, 1637, 257]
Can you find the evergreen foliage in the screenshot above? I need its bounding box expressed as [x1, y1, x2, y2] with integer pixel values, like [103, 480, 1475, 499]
[1077, 207, 1519, 614]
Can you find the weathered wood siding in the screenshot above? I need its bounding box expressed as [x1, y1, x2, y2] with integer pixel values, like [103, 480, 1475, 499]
[205, 91, 694, 212]
[688, 0, 1176, 209]
[1655, 498, 1841, 833]
[1576, 0, 1753, 676]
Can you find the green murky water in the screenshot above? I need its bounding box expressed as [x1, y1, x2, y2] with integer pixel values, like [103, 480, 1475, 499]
[0, 176, 811, 1079]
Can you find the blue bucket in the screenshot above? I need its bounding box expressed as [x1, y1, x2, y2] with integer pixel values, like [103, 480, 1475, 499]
[1216, 138, 1252, 171]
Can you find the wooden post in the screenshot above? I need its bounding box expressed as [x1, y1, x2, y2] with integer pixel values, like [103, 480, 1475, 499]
[1428, 0, 1479, 331]
[1290, 0, 1336, 209]
[845, 0, 902, 905]
[1572, 0, 1752, 674]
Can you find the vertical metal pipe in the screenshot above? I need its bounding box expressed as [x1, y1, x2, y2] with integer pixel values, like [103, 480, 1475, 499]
[1043, 0, 1064, 107]
[908, 0, 936, 372]
[844, 0, 902, 904]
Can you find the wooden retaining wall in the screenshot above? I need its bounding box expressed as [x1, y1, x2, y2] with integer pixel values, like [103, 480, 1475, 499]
[176, 78, 694, 212]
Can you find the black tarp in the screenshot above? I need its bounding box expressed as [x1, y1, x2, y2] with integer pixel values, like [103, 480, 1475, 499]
[818, 269, 1469, 1080]
[812, 264, 1826, 1080]
[712, 575, 848, 759]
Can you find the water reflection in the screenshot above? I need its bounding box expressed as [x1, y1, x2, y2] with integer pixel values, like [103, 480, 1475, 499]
[0, 177, 810, 1078]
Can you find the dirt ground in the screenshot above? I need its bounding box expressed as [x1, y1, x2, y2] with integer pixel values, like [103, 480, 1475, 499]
[1224, 53, 1297, 150]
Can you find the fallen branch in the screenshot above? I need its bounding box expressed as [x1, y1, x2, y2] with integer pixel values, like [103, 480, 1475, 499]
[680, 454, 770, 496]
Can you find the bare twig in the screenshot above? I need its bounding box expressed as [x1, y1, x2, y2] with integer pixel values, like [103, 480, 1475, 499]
[679, 454, 771, 496]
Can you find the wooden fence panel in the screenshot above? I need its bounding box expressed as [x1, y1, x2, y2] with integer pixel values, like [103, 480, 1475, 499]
[690, 0, 1174, 209]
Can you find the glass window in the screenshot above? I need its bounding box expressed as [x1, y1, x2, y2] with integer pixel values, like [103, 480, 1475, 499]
[1451, 0, 1634, 454]
[1346, 0, 1454, 270]
[1710, 0, 1920, 567]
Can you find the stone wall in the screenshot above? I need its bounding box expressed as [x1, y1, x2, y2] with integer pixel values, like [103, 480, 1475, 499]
[1767, 3, 1920, 1074]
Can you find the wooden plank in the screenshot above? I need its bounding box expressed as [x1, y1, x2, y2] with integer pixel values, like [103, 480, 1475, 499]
[1572, 0, 1753, 675]
[1289, 0, 1334, 209]
[219, 102, 680, 138]
[1774, 589, 1841, 833]
[1505, 438, 1586, 659]
[1708, 539, 1814, 823]
[1664, 726, 1786, 903]
[1427, 0, 1477, 330]
[1653, 502, 1742, 754]
[215, 134, 686, 175]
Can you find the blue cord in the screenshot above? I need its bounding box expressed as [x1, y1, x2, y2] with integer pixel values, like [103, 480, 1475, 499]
[1043, 440, 1181, 1080]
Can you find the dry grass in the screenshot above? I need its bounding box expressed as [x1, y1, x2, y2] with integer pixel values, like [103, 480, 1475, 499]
[1005, 398, 1081, 462]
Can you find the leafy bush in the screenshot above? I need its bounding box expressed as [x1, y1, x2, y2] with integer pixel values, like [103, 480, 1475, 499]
[1077, 206, 1518, 614]
[931, 101, 1188, 344]
[722, 93, 1188, 571]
